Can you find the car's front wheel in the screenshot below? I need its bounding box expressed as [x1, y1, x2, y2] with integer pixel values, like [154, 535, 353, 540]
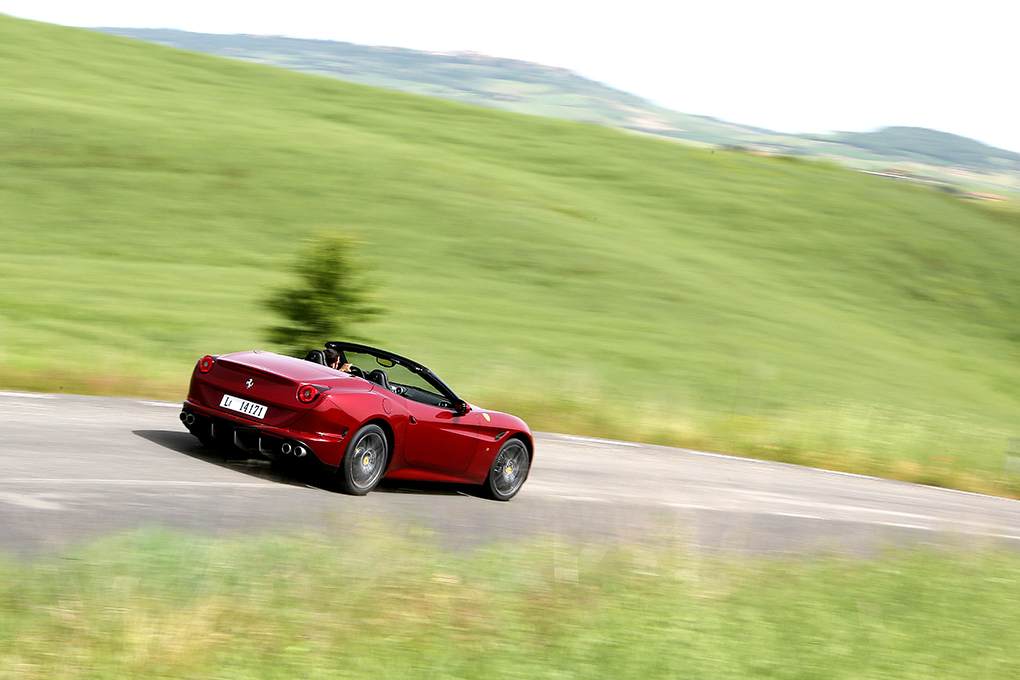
[337, 424, 389, 495]
[485, 438, 530, 501]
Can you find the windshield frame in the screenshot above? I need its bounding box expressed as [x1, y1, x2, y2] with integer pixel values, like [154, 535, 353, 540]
[325, 341, 463, 410]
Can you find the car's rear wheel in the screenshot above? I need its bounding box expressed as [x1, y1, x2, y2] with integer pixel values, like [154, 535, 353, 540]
[485, 438, 530, 501]
[337, 424, 389, 495]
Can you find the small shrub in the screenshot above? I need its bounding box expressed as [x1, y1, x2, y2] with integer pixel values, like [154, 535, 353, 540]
[263, 233, 381, 355]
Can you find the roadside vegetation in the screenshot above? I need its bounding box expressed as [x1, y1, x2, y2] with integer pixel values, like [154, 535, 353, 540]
[2, 527, 1020, 679]
[2, 14, 1019, 496]
[263, 233, 380, 356]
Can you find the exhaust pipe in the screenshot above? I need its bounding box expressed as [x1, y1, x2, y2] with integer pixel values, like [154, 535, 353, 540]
[280, 442, 293, 455]
[185, 413, 196, 426]
[293, 445, 308, 458]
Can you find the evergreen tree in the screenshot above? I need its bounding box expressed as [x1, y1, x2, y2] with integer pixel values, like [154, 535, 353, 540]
[263, 233, 380, 355]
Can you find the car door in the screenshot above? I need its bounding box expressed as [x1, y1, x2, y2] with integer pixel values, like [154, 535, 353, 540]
[402, 399, 481, 474]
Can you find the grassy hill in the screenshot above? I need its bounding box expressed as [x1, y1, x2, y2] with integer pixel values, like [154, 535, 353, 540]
[95, 28, 1020, 193]
[92, 27, 757, 144]
[3, 14, 1020, 494]
[814, 126, 1020, 168]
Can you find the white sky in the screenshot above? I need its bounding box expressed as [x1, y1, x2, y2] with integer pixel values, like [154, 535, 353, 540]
[2, 1, 1018, 153]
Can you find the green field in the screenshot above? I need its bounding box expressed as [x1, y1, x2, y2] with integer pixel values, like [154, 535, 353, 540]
[2, 14, 1020, 494]
[98, 28, 1020, 196]
[3, 527, 1020, 679]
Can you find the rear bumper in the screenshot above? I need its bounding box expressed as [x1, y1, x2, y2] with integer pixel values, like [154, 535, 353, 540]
[181, 399, 347, 470]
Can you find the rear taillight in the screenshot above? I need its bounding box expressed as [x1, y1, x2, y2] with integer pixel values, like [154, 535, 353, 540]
[297, 384, 330, 404]
[198, 355, 216, 373]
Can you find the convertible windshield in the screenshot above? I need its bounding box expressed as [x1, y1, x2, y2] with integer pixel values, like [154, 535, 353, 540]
[340, 348, 449, 405]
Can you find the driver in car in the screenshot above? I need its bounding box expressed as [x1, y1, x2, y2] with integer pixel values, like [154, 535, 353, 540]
[324, 347, 359, 374]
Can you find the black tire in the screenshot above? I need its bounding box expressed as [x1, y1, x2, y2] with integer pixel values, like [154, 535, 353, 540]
[485, 438, 530, 501]
[336, 424, 389, 496]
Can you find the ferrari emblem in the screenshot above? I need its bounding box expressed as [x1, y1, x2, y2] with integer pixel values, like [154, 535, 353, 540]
[483, 413, 491, 422]
[246, 378, 254, 389]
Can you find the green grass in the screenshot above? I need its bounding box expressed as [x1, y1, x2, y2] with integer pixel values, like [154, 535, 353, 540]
[3, 527, 1020, 678]
[2, 14, 1020, 494]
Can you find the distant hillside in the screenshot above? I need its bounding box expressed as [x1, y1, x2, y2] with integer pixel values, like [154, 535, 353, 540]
[93, 28, 1020, 188]
[93, 28, 1020, 195]
[814, 127, 1020, 169]
[92, 28, 738, 142]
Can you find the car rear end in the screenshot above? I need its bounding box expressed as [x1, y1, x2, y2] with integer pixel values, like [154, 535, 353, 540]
[181, 351, 366, 469]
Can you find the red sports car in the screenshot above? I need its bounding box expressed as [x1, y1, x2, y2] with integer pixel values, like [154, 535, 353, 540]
[180, 342, 532, 500]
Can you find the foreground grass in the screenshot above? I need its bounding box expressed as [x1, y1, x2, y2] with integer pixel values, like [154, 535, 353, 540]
[2, 15, 1020, 495]
[2, 527, 1019, 679]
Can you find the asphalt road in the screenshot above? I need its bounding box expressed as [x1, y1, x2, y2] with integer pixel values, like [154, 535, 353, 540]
[2, 391, 1020, 558]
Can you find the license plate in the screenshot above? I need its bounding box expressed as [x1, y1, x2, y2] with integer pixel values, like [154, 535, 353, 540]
[219, 394, 268, 419]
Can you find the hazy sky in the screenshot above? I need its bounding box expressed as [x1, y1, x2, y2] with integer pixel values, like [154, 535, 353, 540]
[2, 0, 1018, 153]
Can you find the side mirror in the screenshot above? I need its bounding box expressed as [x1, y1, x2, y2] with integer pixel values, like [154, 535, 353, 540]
[455, 400, 471, 416]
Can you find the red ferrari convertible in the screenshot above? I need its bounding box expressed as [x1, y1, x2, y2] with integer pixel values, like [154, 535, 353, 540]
[180, 342, 532, 500]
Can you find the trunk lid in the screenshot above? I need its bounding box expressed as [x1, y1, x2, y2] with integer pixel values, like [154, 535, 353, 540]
[189, 350, 369, 428]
